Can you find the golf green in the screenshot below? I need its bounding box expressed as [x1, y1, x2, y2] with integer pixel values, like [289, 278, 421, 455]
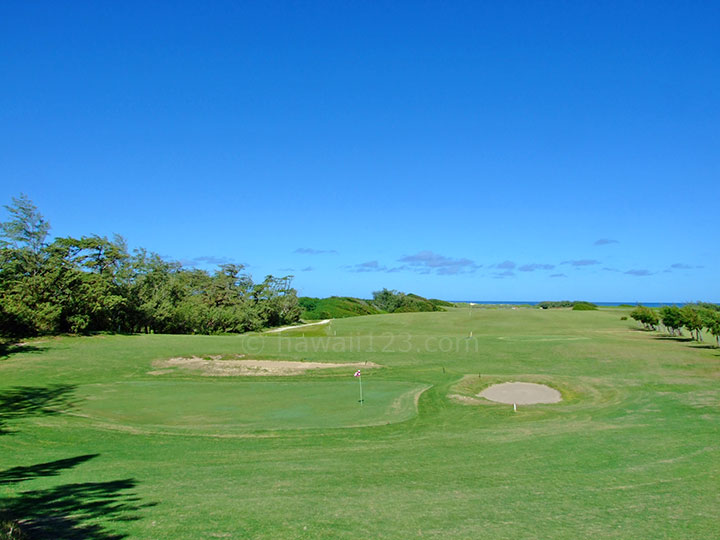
[74, 380, 428, 434]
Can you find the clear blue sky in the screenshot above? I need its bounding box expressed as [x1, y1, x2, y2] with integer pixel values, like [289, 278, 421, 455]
[1, 1, 718, 302]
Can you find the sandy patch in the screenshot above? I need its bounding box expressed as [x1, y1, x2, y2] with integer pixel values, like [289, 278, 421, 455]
[478, 382, 562, 404]
[448, 393, 483, 405]
[264, 320, 330, 333]
[151, 356, 379, 376]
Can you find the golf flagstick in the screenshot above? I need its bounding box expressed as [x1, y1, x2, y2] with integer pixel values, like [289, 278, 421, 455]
[354, 370, 363, 404]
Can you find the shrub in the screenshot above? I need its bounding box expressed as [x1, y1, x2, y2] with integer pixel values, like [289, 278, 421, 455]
[0, 520, 29, 540]
[538, 301, 573, 309]
[299, 297, 380, 320]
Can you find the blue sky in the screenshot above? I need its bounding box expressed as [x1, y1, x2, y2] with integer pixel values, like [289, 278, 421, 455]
[1, 1, 718, 302]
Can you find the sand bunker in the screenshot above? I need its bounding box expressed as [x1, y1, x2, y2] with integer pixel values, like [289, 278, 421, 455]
[151, 356, 380, 376]
[478, 382, 562, 405]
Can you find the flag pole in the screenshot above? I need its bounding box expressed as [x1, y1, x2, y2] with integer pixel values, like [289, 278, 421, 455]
[354, 369, 364, 404]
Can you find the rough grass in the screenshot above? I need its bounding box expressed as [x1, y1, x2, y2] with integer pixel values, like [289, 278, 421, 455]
[0, 307, 719, 538]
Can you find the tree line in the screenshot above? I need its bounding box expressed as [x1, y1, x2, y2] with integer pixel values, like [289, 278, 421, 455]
[630, 304, 720, 345]
[0, 195, 301, 337]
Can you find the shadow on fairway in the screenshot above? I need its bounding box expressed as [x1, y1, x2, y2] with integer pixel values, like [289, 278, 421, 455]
[652, 335, 693, 342]
[0, 342, 48, 359]
[0, 454, 156, 539]
[0, 454, 99, 485]
[651, 335, 720, 352]
[689, 343, 720, 350]
[0, 385, 77, 435]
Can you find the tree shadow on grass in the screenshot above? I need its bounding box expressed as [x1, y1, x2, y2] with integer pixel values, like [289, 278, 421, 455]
[0, 455, 99, 486]
[0, 342, 48, 359]
[689, 343, 720, 350]
[651, 334, 719, 347]
[0, 389, 157, 538]
[652, 335, 693, 342]
[0, 385, 77, 435]
[0, 455, 156, 539]
[2, 478, 154, 539]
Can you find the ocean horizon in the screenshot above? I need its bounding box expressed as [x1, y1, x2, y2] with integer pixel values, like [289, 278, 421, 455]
[453, 301, 687, 307]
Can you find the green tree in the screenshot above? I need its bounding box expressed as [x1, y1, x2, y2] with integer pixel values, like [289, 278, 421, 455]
[630, 305, 659, 330]
[0, 193, 50, 256]
[705, 310, 720, 346]
[680, 305, 704, 341]
[0, 195, 58, 335]
[660, 305, 683, 336]
[0, 194, 310, 337]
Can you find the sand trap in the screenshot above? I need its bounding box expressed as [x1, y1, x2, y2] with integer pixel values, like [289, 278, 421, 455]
[478, 382, 562, 404]
[151, 356, 379, 376]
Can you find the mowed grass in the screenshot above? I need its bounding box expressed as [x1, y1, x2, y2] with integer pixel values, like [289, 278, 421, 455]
[1, 307, 719, 539]
[74, 380, 427, 433]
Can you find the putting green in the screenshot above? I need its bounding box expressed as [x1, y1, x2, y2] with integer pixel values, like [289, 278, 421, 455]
[74, 380, 429, 435]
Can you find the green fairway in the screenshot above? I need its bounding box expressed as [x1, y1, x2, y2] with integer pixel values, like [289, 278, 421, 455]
[1, 307, 719, 539]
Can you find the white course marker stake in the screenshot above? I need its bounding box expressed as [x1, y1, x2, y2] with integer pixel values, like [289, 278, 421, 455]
[513, 403, 517, 412]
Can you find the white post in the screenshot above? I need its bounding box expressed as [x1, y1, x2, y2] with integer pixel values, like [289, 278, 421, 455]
[513, 403, 517, 412]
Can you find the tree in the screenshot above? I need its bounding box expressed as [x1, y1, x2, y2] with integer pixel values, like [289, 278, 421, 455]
[705, 310, 720, 346]
[0, 193, 50, 256]
[630, 305, 659, 330]
[660, 305, 683, 336]
[0, 195, 58, 335]
[0, 194, 303, 337]
[680, 305, 704, 341]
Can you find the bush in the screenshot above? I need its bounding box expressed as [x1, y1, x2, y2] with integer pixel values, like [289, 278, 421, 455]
[539, 300, 597, 310]
[299, 297, 380, 320]
[0, 520, 29, 540]
[372, 290, 444, 313]
[538, 301, 573, 309]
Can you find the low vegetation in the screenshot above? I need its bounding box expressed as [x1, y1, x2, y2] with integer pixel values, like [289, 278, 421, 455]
[300, 291, 451, 320]
[0, 520, 29, 540]
[371, 289, 446, 313]
[299, 296, 381, 320]
[571, 301, 598, 311]
[538, 300, 597, 309]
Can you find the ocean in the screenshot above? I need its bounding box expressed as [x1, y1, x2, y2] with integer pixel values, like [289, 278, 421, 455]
[454, 301, 683, 307]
